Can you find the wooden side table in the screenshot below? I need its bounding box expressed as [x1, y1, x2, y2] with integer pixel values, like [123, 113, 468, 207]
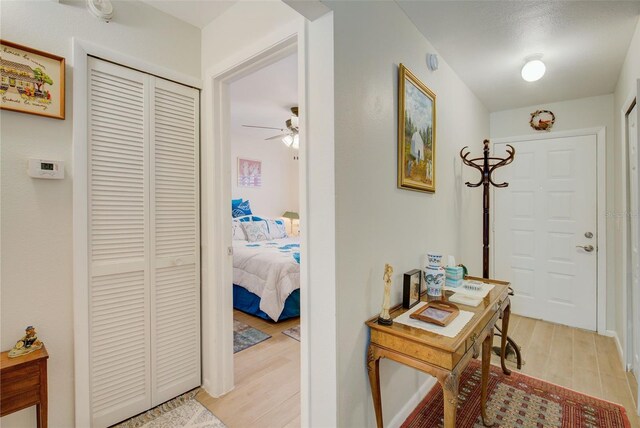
[1, 345, 48, 428]
[366, 278, 511, 428]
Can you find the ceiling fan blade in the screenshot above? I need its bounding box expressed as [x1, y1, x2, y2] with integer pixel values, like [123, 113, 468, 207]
[242, 125, 285, 131]
[265, 133, 288, 141]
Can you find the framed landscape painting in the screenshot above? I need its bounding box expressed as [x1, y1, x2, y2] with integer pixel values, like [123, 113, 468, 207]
[397, 64, 436, 192]
[1, 40, 65, 119]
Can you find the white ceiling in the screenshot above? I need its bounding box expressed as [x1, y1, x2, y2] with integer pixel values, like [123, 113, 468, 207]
[396, 1, 640, 112]
[139, 0, 236, 28]
[230, 53, 298, 141]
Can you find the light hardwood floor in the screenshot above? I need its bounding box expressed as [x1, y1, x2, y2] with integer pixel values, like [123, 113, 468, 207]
[197, 312, 640, 428]
[197, 310, 301, 428]
[492, 314, 640, 428]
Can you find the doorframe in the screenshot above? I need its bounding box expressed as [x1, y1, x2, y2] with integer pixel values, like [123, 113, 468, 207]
[71, 38, 202, 427]
[200, 14, 337, 427]
[620, 83, 640, 415]
[492, 127, 607, 334]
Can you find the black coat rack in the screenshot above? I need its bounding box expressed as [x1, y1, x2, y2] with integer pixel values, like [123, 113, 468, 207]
[460, 139, 522, 369]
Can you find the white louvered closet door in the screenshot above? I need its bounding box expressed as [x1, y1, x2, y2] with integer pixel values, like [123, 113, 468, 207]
[87, 57, 200, 427]
[88, 58, 151, 428]
[150, 77, 200, 406]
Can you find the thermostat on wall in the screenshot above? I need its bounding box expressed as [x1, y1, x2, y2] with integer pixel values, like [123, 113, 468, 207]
[28, 159, 65, 179]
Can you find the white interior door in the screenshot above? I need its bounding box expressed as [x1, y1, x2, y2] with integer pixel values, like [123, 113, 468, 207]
[627, 101, 640, 404]
[88, 57, 152, 427]
[150, 77, 201, 406]
[88, 57, 200, 427]
[494, 134, 598, 330]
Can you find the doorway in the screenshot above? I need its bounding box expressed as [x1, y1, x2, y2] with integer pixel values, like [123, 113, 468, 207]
[625, 98, 639, 411]
[493, 130, 606, 331]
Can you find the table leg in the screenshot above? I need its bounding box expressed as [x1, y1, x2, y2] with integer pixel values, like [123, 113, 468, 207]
[367, 345, 383, 428]
[441, 372, 459, 428]
[481, 330, 495, 427]
[38, 359, 48, 428]
[500, 300, 512, 375]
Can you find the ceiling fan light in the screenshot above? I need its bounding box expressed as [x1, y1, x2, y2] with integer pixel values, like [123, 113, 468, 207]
[292, 134, 299, 149]
[282, 135, 294, 147]
[521, 59, 546, 82]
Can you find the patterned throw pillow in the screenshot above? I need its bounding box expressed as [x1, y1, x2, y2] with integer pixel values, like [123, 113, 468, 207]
[232, 200, 252, 218]
[241, 221, 269, 242]
[266, 219, 288, 239]
[232, 220, 246, 240]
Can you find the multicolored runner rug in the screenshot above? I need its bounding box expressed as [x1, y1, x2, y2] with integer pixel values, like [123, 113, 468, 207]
[402, 360, 631, 428]
[233, 319, 270, 353]
[112, 389, 225, 428]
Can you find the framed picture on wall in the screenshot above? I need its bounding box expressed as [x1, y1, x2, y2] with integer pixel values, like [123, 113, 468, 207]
[397, 63, 436, 192]
[403, 269, 422, 309]
[1, 40, 65, 119]
[238, 158, 262, 187]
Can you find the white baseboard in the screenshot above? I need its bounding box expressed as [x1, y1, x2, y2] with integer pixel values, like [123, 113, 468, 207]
[387, 377, 438, 428]
[605, 329, 625, 369]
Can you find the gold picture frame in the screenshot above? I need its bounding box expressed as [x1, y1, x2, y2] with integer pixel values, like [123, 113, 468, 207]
[1, 40, 65, 120]
[397, 64, 436, 192]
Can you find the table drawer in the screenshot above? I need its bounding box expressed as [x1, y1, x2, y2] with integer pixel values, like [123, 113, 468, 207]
[1, 363, 40, 383]
[1, 370, 40, 398]
[0, 388, 40, 416]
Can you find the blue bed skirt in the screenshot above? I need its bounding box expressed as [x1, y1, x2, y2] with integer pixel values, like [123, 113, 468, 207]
[233, 284, 300, 322]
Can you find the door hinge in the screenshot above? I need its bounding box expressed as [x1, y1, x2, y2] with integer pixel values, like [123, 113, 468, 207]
[227, 246, 233, 256]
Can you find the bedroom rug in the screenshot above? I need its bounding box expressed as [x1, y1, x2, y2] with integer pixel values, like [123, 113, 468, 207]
[282, 325, 300, 341]
[112, 389, 226, 428]
[233, 319, 270, 353]
[402, 360, 631, 428]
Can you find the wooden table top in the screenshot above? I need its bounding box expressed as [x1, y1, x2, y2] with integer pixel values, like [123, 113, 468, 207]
[1, 345, 48, 370]
[367, 277, 510, 353]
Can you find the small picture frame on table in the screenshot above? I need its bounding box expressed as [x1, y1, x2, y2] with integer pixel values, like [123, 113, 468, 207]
[403, 269, 422, 309]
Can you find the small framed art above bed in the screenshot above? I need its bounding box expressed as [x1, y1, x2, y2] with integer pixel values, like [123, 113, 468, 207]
[231, 199, 300, 322]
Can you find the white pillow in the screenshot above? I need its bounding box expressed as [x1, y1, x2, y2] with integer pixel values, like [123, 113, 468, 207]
[241, 221, 270, 242]
[265, 219, 288, 239]
[232, 220, 246, 241]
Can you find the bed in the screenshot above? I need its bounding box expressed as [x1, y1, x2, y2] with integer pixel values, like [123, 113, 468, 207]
[232, 228, 300, 322]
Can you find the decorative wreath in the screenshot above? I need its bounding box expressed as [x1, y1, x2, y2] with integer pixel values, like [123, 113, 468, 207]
[529, 109, 555, 131]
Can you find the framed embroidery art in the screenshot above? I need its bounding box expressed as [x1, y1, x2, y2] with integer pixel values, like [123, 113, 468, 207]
[397, 64, 436, 192]
[1, 40, 65, 119]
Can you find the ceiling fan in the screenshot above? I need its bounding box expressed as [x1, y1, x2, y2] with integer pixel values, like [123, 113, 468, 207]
[242, 107, 299, 148]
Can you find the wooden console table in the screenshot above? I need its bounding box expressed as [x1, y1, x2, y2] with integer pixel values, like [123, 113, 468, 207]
[366, 277, 511, 428]
[1, 345, 48, 428]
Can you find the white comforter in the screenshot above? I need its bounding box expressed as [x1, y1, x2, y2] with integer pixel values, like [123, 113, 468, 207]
[233, 237, 300, 321]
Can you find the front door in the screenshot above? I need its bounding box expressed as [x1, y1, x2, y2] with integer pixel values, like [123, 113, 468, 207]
[493, 134, 598, 330]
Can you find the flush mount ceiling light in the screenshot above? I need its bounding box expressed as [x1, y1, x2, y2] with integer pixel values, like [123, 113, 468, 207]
[87, 0, 114, 22]
[521, 57, 546, 82]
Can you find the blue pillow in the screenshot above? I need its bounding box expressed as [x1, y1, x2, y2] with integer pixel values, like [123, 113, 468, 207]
[236, 215, 263, 222]
[232, 200, 252, 218]
[232, 198, 243, 210]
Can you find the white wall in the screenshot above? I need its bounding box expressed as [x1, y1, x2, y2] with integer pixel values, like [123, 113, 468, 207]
[328, 2, 487, 426]
[614, 17, 640, 357]
[230, 133, 298, 218]
[490, 94, 616, 332]
[0, 2, 200, 426]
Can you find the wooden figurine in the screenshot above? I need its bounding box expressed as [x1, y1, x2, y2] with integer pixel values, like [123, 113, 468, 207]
[9, 325, 43, 358]
[378, 264, 394, 325]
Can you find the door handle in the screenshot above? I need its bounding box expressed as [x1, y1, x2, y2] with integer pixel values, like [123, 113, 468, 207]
[576, 245, 594, 252]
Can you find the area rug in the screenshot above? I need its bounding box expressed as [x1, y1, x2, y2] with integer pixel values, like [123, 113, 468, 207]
[112, 389, 226, 428]
[282, 325, 300, 342]
[402, 360, 631, 428]
[233, 319, 270, 353]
